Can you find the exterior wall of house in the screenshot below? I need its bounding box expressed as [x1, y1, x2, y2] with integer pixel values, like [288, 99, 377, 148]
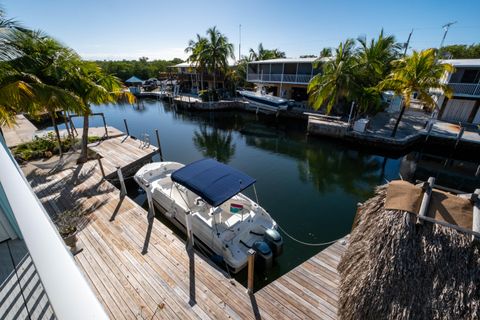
[439, 63, 480, 124]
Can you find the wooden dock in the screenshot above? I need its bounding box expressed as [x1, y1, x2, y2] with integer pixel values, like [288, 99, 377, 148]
[22, 129, 346, 319]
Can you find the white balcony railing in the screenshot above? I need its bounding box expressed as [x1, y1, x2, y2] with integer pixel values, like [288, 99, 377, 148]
[0, 139, 108, 320]
[247, 73, 314, 84]
[448, 82, 480, 97]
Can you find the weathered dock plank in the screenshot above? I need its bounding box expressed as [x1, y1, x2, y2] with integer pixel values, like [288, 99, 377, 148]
[22, 129, 346, 320]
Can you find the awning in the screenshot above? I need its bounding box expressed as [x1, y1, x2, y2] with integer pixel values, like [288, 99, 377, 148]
[125, 76, 143, 84]
[171, 158, 256, 207]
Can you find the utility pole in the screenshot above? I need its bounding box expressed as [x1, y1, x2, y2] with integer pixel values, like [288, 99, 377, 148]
[438, 21, 457, 58]
[403, 29, 413, 57]
[239, 24, 242, 61]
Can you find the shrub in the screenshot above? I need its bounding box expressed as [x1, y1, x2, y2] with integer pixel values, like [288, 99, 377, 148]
[12, 133, 102, 161]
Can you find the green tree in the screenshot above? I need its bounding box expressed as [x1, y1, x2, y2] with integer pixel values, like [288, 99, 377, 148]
[354, 30, 400, 115]
[199, 26, 235, 89]
[185, 34, 208, 90]
[61, 59, 135, 163]
[248, 43, 286, 61]
[1, 29, 86, 154]
[307, 39, 357, 114]
[378, 48, 454, 137]
[442, 43, 480, 59]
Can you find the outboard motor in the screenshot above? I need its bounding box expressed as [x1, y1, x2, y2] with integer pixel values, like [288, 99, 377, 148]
[252, 240, 273, 270]
[264, 228, 283, 257]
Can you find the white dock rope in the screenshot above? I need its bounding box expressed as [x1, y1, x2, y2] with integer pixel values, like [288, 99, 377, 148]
[277, 224, 346, 247]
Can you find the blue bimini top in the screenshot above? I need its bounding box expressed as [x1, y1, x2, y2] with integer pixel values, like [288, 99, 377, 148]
[171, 158, 256, 207]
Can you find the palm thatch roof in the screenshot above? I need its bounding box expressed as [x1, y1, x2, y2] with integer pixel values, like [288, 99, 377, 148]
[338, 183, 480, 320]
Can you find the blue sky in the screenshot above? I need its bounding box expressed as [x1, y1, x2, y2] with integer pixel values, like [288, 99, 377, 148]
[4, 0, 480, 61]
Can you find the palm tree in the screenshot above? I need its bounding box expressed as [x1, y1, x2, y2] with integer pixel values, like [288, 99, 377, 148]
[307, 39, 357, 114]
[0, 29, 86, 153]
[356, 30, 400, 87]
[199, 27, 234, 90]
[185, 34, 208, 91]
[248, 43, 286, 61]
[353, 30, 400, 115]
[378, 49, 454, 137]
[62, 60, 135, 163]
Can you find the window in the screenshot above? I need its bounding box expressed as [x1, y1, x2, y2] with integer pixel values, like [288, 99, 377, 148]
[460, 69, 480, 83]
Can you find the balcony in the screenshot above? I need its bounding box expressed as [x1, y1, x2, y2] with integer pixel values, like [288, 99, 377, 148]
[448, 82, 480, 97]
[247, 73, 314, 85]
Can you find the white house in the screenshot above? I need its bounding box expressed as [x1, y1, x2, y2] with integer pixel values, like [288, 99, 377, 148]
[246, 57, 327, 103]
[437, 59, 480, 125]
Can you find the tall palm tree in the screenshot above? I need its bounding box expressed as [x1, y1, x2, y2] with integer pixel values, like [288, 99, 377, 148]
[199, 27, 234, 90]
[378, 49, 454, 137]
[185, 34, 208, 91]
[353, 30, 400, 115]
[307, 39, 357, 114]
[193, 125, 236, 163]
[61, 60, 135, 163]
[356, 30, 401, 87]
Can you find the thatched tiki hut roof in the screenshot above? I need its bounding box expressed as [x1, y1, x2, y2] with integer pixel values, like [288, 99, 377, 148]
[338, 180, 480, 320]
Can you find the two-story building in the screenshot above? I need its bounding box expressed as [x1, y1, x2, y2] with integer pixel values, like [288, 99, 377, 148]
[246, 58, 324, 104]
[438, 59, 480, 125]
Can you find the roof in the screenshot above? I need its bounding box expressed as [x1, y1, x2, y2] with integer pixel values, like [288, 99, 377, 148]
[171, 61, 237, 68]
[249, 57, 330, 64]
[125, 76, 143, 83]
[440, 58, 480, 67]
[171, 158, 256, 207]
[338, 181, 480, 319]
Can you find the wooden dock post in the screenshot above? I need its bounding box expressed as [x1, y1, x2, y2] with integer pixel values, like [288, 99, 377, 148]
[247, 249, 256, 294]
[455, 126, 465, 149]
[185, 211, 194, 247]
[116, 166, 127, 197]
[97, 155, 106, 179]
[101, 113, 108, 138]
[155, 129, 164, 161]
[145, 183, 155, 220]
[473, 189, 480, 240]
[123, 119, 130, 136]
[418, 177, 435, 224]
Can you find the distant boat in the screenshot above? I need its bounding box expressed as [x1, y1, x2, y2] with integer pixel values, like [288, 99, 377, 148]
[134, 158, 284, 273]
[238, 89, 289, 113]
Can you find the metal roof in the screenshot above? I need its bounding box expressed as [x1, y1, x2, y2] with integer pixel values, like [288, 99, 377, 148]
[439, 59, 480, 67]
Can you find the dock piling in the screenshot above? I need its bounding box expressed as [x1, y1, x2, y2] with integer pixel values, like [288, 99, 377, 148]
[101, 113, 108, 138]
[247, 249, 256, 294]
[97, 155, 106, 179]
[116, 166, 127, 197]
[155, 129, 164, 161]
[185, 211, 194, 248]
[123, 119, 130, 136]
[145, 183, 155, 220]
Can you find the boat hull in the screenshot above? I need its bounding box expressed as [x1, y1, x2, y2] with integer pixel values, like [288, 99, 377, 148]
[134, 161, 282, 273]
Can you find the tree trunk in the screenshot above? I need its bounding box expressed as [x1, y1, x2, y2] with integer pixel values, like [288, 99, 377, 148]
[50, 111, 63, 158]
[78, 112, 89, 163]
[391, 102, 406, 138]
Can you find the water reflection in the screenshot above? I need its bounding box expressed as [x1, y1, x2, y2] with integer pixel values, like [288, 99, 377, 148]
[193, 125, 236, 163]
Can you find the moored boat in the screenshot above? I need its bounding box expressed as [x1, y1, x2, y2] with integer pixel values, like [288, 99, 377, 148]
[134, 158, 283, 273]
[238, 89, 289, 114]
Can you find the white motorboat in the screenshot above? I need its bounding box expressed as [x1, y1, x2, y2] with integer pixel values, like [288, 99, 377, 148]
[238, 89, 289, 113]
[134, 158, 283, 273]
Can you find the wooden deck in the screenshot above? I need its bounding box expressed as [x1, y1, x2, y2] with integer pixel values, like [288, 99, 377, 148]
[1, 115, 38, 147]
[22, 131, 346, 320]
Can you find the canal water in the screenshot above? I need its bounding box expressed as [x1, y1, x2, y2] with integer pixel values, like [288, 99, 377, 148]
[63, 99, 479, 288]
